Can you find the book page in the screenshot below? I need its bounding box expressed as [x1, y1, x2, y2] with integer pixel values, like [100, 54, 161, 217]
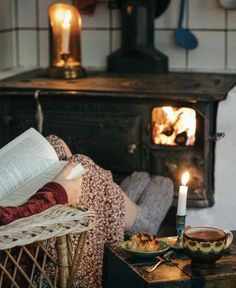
[0, 161, 88, 207]
[0, 128, 59, 200]
[0, 161, 66, 206]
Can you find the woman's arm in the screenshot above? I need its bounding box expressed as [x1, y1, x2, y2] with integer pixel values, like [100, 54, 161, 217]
[0, 162, 83, 226]
[0, 182, 68, 225]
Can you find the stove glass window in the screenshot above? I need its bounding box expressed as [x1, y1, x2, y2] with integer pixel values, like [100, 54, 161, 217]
[152, 106, 196, 146]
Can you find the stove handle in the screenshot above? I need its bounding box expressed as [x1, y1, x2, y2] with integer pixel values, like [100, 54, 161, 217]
[127, 144, 137, 155]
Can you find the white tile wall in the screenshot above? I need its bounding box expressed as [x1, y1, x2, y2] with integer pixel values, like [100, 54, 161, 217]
[18, 30, 37, 66]
[227, 31, 236, 70]
[17, 0, 37, 28]
[0, 31, 17, 69]
[81, 3, 110, 28]
[155, 31, 186, 70]
[111, 9, 121, 29]
[227, 9, 236, 28]
[81, 30, 110, 69]
[39, 30, 49, 67]
[111, 30, 121, 52]
[0, 1, 16, 30]
[188, 31, 225, 70]
[39, 0, 55, 29]
[189, 0, 225, 30]
[155, 0, 181, 29]
[0, 0, 236, 72]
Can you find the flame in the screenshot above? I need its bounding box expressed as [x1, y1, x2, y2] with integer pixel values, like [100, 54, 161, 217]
[182, 172, 190, 186]
[175, 108, 196, 144]
[64, 10, 72, 25]
[55, 9, 64, 22]
[56, 9, 71, 26]
[162, 106, 175, 123]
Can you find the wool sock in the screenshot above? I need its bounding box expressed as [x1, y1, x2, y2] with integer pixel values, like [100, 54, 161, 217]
[120, 171, 151, 203]
[126, 176, 174, 236]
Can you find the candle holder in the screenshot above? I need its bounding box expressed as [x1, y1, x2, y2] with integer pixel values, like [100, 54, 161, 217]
[174, 214, 186, 249]
[48, 3, 86, 79]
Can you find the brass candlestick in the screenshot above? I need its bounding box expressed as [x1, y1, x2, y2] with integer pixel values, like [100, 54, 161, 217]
[174, 214, 186, 249]
[60, 52, 77, 79]
[48, 3, 86, 79]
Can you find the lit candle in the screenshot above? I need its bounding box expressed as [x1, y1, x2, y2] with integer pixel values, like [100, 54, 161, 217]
[61, 9, 71, 54]
[177, 172, 190, 216]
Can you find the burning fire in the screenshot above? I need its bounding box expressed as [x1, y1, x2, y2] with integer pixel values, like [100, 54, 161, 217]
[152, 106, 196, 146]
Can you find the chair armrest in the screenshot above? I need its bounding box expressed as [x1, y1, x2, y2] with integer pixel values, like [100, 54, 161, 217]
[0, 204, 94, 250]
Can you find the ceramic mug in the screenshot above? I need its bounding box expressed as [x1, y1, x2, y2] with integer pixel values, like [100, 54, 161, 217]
[182, 226, 233, 269]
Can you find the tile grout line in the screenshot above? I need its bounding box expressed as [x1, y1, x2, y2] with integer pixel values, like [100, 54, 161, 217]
[36, 0, 40, 67]
[186, 0, 189, 69]
[225, 9, 228, 70]
[109, 6, 112, 54]
[14, 0, 19, 67]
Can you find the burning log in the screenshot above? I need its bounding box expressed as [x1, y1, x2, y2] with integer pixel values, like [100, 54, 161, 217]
[175, 131, 188, 145]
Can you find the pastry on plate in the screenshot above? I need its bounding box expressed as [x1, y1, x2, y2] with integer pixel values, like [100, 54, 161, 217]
[126, 232, 160, 252]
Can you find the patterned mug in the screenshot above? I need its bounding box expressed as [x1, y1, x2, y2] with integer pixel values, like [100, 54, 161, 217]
[183, 226, 233, 269]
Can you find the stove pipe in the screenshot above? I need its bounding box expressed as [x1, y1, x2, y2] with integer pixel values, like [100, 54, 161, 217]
[108, 0, 168, 73]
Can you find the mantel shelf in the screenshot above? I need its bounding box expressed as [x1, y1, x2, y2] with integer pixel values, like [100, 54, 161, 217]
[0, 69, 235, 102]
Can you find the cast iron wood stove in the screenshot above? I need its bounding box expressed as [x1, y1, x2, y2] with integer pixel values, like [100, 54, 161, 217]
[0, 70, 235, 234]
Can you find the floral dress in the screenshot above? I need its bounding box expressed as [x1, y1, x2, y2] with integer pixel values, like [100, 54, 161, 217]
[47, 136, 125, 288]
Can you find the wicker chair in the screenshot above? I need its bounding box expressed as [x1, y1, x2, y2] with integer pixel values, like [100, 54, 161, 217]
[0, 204, 94, 288]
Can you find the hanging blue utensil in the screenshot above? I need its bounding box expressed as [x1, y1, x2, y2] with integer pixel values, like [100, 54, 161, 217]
[174, 0, 198, 49]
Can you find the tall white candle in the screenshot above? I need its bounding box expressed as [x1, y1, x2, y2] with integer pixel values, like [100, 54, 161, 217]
[61, 9, 71, 54]
[177, 172, 190, 216]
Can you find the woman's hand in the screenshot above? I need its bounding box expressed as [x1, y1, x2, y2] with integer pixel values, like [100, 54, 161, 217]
[53, 162, 83, 206]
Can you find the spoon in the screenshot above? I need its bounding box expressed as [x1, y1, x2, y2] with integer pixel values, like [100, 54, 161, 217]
[145, 250, 176, 273]
[174, 0, 198, 49]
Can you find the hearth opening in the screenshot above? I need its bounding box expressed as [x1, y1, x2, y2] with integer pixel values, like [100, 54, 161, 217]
[152, 106, 196, 146]
[150, 104, 209, 209]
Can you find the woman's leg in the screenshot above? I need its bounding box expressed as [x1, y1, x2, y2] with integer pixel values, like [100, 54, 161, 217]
[126, 175, 174, 235]
[120, 171, 150, 203]
[46, 135, 72, 160]
[123, 193, 138, 230]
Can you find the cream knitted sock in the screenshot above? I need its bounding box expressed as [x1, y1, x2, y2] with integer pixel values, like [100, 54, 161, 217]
[120, 171, 151, 203]
[126, 176, 174, 235]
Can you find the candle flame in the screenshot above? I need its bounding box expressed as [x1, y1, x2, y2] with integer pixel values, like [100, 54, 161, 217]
[64, 9, 72, 25]
[55, 9, 64, 22]
[181, 172, 190, 186]
[55, 9, 72, 26]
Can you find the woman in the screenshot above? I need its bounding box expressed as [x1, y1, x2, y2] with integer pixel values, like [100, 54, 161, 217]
[0, 135, 174, 288]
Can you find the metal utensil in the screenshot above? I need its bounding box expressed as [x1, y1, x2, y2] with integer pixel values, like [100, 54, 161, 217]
[145, 250, 176, 273]
[174, 0, 198, 49]
[173, 234, 182, 250]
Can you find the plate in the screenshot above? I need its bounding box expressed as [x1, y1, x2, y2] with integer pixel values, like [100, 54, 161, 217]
[121, 240, 170, 258]
[159, 236, 183, 251]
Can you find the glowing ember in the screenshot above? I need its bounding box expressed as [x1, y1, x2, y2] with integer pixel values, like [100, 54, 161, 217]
[152, 106, 196, 146]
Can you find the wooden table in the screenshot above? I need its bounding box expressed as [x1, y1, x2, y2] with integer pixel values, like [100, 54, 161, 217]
[103, 231, 236, 288]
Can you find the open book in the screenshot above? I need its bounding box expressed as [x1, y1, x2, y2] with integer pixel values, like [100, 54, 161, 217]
[0, 128, 87, 207]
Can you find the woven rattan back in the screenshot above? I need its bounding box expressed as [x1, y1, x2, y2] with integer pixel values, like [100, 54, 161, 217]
[0, 205, 94, 288]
